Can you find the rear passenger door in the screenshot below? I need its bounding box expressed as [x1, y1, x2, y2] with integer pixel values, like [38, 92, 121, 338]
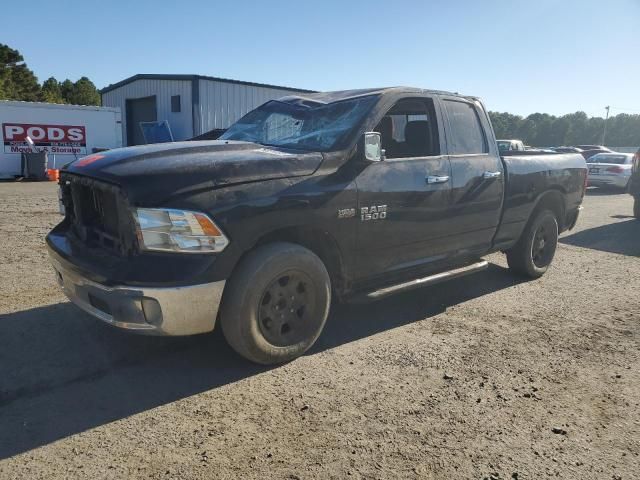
[440, 97, 504, 255]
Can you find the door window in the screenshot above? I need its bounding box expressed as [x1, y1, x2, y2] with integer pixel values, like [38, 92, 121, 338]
[373, 98, 439, 159]
[443, 100, 488, 155]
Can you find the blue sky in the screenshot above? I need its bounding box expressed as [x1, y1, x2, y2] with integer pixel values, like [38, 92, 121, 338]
[4, 0, 639, 117]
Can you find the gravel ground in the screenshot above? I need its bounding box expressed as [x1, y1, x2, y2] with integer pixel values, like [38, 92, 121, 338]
[0, 182, 638, 480]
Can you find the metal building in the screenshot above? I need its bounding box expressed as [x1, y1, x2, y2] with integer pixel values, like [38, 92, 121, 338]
[100, 74, 314, 146]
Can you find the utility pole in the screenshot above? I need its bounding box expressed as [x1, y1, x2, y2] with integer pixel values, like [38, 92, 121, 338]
[602, 106, 610, 146]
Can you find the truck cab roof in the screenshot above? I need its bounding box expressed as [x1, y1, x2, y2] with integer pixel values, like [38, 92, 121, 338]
[278, 87, 469, 105]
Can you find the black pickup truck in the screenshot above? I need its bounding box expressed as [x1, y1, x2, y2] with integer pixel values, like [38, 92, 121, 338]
[47, 87, 587, 364]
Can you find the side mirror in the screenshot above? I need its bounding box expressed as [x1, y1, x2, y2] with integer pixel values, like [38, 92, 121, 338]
[364, 131, 382, 162]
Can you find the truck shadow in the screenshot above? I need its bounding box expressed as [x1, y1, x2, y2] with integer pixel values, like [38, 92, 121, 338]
[560, 220, 640, 257]
[0, 263, 523, 460]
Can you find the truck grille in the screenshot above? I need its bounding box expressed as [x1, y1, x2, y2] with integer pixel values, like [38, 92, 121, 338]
[60, 173, 136, 255]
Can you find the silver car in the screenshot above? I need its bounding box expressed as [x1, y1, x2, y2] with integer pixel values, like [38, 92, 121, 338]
[586, 153, 634, 190]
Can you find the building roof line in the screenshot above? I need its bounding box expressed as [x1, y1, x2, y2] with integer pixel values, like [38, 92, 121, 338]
[100, 74, 316, 95]
[0, 99, 120, 112]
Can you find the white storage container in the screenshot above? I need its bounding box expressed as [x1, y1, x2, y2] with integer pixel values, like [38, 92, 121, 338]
[0, 101, 122, 178]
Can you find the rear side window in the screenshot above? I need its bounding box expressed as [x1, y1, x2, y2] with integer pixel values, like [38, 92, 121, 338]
[443, 100, 488, 155]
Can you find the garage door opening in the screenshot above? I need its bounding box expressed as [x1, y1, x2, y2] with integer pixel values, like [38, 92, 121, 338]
[126, 95, 157, 146]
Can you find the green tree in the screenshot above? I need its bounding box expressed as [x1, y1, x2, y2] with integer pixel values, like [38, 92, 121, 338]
[68, 76, 100, 105]
[0, 43, 40, 101]
[489, 112, 523, 139]
[489, 110, 640, 147]
[40, 76, 64, 103]
[586, 117, 605, 145]
[0, 44, 23, 99]
[55, 77, 100, 106]
[564, 112, 589, 145]
[59, 79, 74, 102]
[517, 117, 538, 145]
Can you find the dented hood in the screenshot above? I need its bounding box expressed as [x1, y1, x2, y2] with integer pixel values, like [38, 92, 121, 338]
[63, 140, 323, 204]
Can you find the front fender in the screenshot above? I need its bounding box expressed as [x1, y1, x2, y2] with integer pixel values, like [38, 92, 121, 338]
[167, 174, 358, 284]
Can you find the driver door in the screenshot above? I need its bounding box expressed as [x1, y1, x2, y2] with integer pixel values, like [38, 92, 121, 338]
[354, 96, 454, 281]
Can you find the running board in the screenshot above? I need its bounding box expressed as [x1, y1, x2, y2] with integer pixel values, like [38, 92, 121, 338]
[365, 260, 489, 300]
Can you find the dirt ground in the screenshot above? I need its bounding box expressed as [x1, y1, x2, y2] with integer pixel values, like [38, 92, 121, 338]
[0, 181, 638, 480]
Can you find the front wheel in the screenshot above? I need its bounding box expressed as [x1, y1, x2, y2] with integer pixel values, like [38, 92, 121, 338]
[219, 242, 331, 365]
[506, 210, 559, 278]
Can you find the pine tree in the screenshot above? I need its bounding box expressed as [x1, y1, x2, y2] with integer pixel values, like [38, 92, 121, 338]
[0, 43, 41, 101]
[40, 77, 64, 103]
[69, 76, 100, 105]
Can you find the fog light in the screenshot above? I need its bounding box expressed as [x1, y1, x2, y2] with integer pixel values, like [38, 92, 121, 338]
[141, 298, 162, 326]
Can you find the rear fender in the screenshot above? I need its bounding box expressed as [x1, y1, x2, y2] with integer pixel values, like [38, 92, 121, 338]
[529, 189, 567, 232]
[495, 189, 567, 252]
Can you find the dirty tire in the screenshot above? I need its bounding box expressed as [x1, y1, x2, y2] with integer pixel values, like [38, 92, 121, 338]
[634, 197, 640, 220]
[506, 209, 559, 279]
[220, 242, 331, 365]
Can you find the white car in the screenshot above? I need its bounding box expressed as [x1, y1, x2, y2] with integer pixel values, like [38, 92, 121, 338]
[586, 153, 634, 190]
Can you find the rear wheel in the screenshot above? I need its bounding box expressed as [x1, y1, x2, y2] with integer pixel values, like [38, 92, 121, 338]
[506, 209, 559, 278]
[220, 242, 331, 365]
[634, 196, 640, 220]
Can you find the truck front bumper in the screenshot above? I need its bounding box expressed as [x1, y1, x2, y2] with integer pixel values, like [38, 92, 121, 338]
[48, 245, 225, 336]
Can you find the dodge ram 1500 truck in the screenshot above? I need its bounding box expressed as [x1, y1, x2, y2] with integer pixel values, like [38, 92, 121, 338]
[47, 87, 587, 364]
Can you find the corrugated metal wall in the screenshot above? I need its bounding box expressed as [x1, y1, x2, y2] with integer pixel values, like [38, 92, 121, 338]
[102, 79, 193, 145]
[195, 80, 303, 135]
[102, 77, 308, 142]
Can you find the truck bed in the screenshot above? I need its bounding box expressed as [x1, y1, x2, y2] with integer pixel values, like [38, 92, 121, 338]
[492, 152, 587, 250]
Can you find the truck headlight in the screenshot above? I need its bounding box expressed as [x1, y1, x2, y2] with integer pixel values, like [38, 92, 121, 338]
[133, 208, 229, 253]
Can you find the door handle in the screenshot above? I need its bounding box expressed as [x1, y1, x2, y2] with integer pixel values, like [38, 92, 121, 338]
[483, 171, 502, 179]
[426, 175, 450, 184]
